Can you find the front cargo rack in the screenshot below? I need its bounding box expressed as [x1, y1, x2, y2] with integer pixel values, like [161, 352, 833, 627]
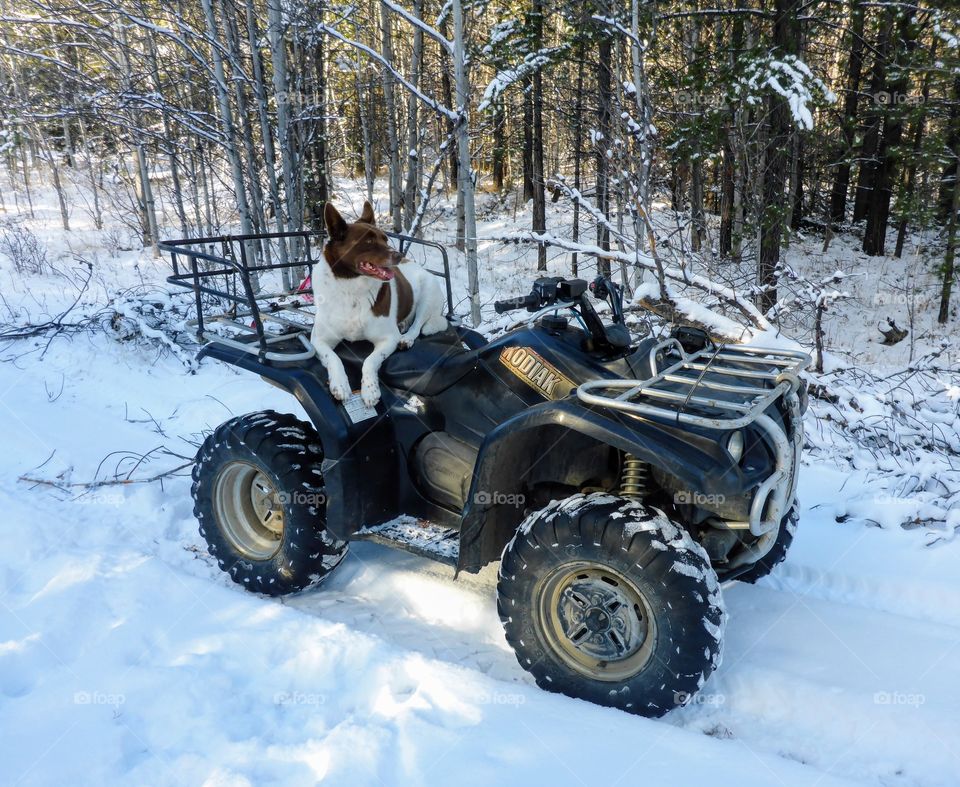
[577, 339, 811, 430]
[160, 229, 454, 363]
[578, 339, 811, 537]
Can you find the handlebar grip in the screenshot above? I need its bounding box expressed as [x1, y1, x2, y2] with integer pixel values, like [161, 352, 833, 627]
[494, 294, 537, 314]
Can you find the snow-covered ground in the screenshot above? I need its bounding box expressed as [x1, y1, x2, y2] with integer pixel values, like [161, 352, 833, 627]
[1, 174, 959, 785]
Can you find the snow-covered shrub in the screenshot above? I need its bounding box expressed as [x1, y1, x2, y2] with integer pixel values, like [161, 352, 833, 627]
[805, 356, 960, 534]
[104, 289, 200, 370]
[0, 224, 50, 275]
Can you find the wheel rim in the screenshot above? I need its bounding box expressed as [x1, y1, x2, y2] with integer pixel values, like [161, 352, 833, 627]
[536, 561, 657, 682]
[212, 461, 285, 560]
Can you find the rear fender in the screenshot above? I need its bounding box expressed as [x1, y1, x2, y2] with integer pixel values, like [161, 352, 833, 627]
[457, 398, 747, 572]
[199, 344, 397, 539]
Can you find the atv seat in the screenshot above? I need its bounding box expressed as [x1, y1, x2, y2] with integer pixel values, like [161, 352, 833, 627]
[379, 330, 480, 396]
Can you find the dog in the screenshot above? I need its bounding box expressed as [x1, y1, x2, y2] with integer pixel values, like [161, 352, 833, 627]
[310, 201, 448, 407]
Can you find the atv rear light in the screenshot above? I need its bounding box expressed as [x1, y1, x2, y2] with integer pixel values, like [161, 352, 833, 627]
[726, 431, 745, 463]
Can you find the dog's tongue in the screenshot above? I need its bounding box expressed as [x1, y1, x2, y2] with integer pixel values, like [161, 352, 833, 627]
[359, 261, 394, 281]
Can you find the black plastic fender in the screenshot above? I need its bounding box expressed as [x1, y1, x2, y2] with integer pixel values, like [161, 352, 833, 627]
[198, 343, 397, 541]
[457, 397, 752, 572]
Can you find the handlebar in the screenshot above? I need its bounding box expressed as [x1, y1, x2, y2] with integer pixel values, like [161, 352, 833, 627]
[494, 293, 540, 314]
[496, 274, 632, 353]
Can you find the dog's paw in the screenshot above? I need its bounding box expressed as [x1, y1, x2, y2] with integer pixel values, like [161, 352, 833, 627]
[328, 375, 350, 401]
[398, 336, 412, 351]
[360, 379, 381, 408]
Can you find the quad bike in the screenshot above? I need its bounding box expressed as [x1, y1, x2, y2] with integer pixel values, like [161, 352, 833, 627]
[162, 230, 810, 718]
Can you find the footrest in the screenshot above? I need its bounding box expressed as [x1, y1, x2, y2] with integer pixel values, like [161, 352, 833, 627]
[356, 516, 459, 566]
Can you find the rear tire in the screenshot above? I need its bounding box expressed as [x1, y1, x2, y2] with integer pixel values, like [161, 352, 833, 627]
[192, 410, 346, 596]
[498, 493, 725, 717]
[735, 501, 799, 584]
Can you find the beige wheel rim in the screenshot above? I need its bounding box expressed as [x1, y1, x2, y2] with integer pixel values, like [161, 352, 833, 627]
[212, 461, 284, 560]
[536, 561, 657, 682]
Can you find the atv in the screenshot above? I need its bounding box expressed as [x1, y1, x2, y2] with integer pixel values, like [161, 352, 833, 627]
[162, 229, 810, 718]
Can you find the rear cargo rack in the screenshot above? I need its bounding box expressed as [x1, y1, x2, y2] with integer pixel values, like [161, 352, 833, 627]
[160, 229, 454, 363]
[577, 340, 811, 430]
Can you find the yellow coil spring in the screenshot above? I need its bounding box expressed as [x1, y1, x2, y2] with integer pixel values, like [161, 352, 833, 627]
[620, 454, 650, 498]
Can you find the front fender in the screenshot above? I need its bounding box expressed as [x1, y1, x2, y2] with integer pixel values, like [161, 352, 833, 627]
[457, 397, 747, 572]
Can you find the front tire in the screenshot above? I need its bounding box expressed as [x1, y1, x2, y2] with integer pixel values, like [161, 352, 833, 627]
[498, 493, 725, 717]
[192, 410, 347, 596]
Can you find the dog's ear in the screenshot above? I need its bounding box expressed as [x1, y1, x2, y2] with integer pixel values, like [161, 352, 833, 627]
[359, 200, 376, 226]
[324, 202, 347, 241]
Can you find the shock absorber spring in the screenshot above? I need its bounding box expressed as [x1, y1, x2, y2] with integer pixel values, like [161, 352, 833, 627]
[620, 454, 650, 498]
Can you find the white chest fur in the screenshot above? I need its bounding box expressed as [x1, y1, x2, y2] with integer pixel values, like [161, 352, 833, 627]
[309, 258, 447, 407]
[314, 265, 392, 341]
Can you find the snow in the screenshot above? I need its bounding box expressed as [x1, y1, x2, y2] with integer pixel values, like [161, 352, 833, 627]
[2, 173, 960, 786]
[736, 55, 834, 131]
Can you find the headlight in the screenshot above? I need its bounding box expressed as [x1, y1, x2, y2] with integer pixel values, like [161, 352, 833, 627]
[726, 431, 745, 463]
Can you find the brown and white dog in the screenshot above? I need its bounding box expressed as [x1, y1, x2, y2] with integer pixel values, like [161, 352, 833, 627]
[310, 201, 448, 407]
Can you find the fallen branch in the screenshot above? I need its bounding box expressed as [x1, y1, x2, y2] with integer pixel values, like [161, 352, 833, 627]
[19, 461, 194, 491]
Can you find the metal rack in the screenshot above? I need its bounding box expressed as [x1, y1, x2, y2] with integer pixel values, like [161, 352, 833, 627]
[577, 340, 811, 430]
[579, 340, 811, 537]
[160, 229, 454, 363]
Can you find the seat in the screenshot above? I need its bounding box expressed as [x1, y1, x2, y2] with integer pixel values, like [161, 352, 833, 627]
[379, 330, 480, 396]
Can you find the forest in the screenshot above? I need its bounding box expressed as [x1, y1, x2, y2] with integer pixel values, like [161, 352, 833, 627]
[2, 3, 960, 783]
[1, 0, 957, 331]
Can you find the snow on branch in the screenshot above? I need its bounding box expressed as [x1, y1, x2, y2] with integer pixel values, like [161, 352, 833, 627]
[380, 0, 453, 53]
[487, 231, 772, 332]
[589, 15, 645, 50]
[736, 55, 834, 130]
[319, 23, 459, 122]
[479, 45, 568, 112]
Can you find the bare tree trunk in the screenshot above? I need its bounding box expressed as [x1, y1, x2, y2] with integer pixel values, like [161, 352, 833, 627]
[245, 0, 289, 269]
[531, 0, 547, 270]
[853, 11, 892, 224]
[939, 76, 960, 324]
[829, 0, 864, 225]
[686, 17, 705, 253]
[939, 171, 959, 324]
[596, 30, 613, 275]
[268, 0, 297, 242]
[522, 82, 534, 203]
[571, 45, 585, 277]
[758, 0, 799, 313]
[864, 9, 916, 256]
[452, 0, 480, 325]
[200, 0, 255, 279]
[78, 117, 102, 230]
[492, 96, 506, 192]
[787, 133, 803, 233]
[360, 74, 376, 201]
[134, 144, 158, 253]
[895, 54, 934, 257]
[403, 0, 424, 231]
[380, 2, 402, 231]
